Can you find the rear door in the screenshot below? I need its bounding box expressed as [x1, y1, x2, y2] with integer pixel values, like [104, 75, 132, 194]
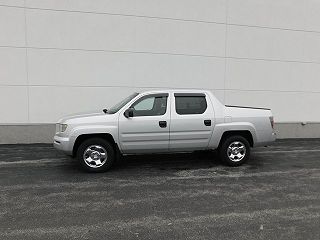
[119, 93, 170, 154]
[169, 93, 214, 151]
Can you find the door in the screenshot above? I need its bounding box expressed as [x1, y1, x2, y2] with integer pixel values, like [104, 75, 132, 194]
[119, 93, 170, 154]
[169, 93, 214, 151]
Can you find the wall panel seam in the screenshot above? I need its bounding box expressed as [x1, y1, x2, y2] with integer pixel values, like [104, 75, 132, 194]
[2, 45, 320, 66]
[223, 0, 229, 104]
[2, 45, 320, 65]
[0, 4, 226, 25]
[1, 84, 320, 94]
[23, 0, 30, 123]
[0, 85, 221, 91]
[1, 4, 320, 34]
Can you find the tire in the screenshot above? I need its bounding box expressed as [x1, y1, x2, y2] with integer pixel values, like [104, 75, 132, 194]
[76, 138, 115, 173]
[219, 135, 250, 167]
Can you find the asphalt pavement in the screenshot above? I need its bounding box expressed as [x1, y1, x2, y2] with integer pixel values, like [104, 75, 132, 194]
[0, 139, 319, 240]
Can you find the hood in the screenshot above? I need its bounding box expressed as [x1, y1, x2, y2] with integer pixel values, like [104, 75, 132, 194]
[58, 110, 106, 123]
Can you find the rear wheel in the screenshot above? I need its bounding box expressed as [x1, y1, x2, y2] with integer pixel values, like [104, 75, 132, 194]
[76, 138, 115, 172]
[219, 135, 250, 166]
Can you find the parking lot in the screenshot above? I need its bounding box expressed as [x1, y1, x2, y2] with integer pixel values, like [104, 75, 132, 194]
[0, 139, 319, 240]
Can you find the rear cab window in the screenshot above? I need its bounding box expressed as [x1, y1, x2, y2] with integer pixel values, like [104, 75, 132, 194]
[174, 93, 207, 115]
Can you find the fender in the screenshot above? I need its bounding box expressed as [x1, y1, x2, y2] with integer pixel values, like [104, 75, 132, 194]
[69, 125, 119, 149]
[209, 122, 257, 149]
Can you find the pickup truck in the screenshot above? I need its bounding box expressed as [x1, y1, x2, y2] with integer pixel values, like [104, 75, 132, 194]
[54, 90, 276, 172]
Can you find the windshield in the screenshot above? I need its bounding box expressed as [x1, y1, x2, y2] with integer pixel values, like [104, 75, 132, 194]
[107, 92, 139, 114]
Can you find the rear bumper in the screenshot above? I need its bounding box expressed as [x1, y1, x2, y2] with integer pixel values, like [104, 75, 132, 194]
[53, 135, 73, 155]
[255, 132, 277, 147]
[269, 132, 277, 144]
[269, 132, 277, 142]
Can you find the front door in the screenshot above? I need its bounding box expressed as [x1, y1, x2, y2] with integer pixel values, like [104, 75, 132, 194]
[119, 93, 170, 154]
[169, 93, 214, 151]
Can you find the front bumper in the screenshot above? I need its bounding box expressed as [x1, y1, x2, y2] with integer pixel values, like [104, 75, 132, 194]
[53, 135, 73, 155]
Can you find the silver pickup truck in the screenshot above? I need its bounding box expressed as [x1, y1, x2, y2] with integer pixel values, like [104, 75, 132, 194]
[54, 90, 276, 172]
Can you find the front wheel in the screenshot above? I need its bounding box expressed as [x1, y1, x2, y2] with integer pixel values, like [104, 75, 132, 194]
[219, 135, 250, 167]
[76, 138, 115, 172]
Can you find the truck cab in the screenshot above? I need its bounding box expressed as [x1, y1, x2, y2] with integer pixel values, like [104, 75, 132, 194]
[54, 90, 276, 172]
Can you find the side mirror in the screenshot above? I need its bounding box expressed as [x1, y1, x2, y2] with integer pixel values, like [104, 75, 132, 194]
[124, 108, 134, 118]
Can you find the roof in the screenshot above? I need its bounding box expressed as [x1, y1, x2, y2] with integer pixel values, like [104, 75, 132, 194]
[139, 89, 211, 94]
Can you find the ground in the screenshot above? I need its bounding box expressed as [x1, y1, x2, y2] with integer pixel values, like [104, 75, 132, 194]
[0, 139, 319, 240]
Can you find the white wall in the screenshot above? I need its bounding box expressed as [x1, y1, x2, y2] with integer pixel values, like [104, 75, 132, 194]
[1, 0, 320, 126]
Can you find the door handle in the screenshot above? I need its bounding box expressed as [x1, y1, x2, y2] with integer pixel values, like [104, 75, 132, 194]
[204, 120, 211, 126]
[159, 121, 167, 128]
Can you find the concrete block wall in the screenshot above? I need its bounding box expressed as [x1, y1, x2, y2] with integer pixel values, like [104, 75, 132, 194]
[0, 0, 320, 143]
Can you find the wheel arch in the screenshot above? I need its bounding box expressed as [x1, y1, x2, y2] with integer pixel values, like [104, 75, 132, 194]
[219, 130, 254, 147]
[72, 133, 119, 157]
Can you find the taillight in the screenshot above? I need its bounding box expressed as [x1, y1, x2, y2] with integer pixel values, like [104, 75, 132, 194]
[269, 116, 274, 129]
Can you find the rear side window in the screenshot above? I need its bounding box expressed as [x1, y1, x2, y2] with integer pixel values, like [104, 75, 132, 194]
[175, 94, 207, 115]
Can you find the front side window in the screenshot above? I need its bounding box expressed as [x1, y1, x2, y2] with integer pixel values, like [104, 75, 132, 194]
[175, 94, 207, 115]
[131, 94, 168, 117]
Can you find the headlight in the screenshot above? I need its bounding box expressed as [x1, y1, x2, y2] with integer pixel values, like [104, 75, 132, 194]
[56, 123, 68, 133]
